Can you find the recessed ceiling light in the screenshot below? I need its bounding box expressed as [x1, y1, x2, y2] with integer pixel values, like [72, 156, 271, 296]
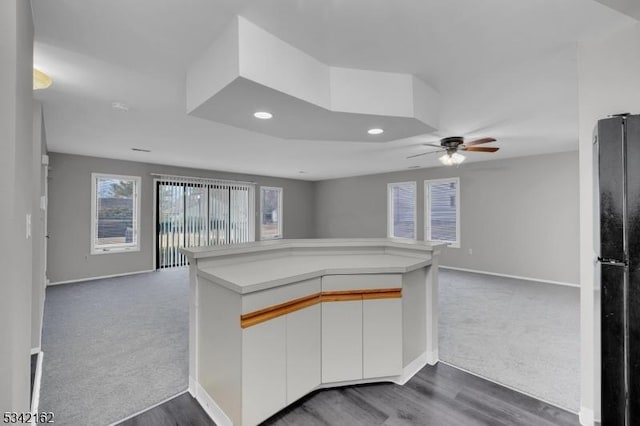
[368, 128, 384, 135]
[112, 102, 129, 112]
[33, 68, 52, 90]
[131, 148, 151, 152]
[254, 111, 273, 120]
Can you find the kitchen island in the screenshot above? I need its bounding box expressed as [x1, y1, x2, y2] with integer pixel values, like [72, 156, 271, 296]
[181, 238, 445, 426]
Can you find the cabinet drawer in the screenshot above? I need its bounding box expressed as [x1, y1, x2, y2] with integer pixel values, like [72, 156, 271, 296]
[322, 274, 401, 292]
[242, 278, 321, 314]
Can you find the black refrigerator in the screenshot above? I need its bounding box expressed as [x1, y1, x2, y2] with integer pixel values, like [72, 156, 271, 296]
[594, 113, 640, 426]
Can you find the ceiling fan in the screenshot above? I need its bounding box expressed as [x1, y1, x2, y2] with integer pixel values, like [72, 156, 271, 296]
[407, 136, 499, 166]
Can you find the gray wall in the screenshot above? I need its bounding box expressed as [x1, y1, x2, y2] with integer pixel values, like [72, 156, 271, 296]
[0, 0, 34, 412]
[48, 151, 580, 285]
[315, 151, 580, 284]
[47, 153, 315, 283]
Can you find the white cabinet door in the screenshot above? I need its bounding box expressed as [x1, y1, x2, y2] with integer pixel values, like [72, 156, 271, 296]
[322, 300, 363, 382]
[363, 298, 403, 378]
[286, 304, 321, 403]
[242, 316, 286, 426]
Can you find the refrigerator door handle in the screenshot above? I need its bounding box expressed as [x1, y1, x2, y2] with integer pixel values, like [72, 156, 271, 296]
[597, 256, 628, 267]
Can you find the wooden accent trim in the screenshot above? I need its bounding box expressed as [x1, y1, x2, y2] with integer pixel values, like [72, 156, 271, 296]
[240, 288, 402, 328]
[362, 290, 402, 300]
[320, 288, 402, 302]
[359, 288, 401, 296]
[242, 292, 321, 320]
[321, 288, 400, 296]
[240, 293, 321, 329]
[320, 293, 363, 302]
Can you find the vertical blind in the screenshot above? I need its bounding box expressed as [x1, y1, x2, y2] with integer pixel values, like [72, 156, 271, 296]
[389, 182, 416, 239]
[427, 180, 458, 243]
[154, 174, 255, 268]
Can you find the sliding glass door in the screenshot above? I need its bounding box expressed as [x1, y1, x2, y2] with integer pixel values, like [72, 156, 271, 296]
[156, 180, 253, 269]
[157, 183, 185, 268]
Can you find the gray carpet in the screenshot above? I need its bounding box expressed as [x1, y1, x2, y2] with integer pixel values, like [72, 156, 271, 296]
[438, 268, 580, 412]
[40, 268, 189, 426]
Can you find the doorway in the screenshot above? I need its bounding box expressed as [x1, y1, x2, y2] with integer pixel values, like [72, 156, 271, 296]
[155, 180, 253, 268]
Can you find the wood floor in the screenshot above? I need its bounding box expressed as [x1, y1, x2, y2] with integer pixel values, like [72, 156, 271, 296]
[117, 363, 579, 426]
[118, 392, 212, 426]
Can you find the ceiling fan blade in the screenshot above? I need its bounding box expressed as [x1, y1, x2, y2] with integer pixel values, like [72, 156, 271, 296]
[406, 152, 429, 159]
[421, 143, 443, 148]
[465, 137, 497, 146]
[463, 146, 499, 152]
[406, 150, 442, 159]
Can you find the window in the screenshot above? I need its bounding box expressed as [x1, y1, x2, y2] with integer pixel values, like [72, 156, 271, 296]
[387, 182, 416, 239]
[91, 173, 141, 254]
[425, 177, 460, 247]
[260, 187, 283, 240]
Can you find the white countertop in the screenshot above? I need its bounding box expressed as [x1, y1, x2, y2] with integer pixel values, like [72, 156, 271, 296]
[185, 238, 445, 294]
[197, 253, 431, 294]
[182, 238, 441, 259]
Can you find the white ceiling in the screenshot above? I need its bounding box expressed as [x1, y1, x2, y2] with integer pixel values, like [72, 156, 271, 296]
[32, 0, 637, 180]
[190, 77, 436, 142]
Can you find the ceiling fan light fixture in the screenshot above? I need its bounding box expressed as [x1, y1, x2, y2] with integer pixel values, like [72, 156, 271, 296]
[33, 68, 52, 90]
[439, 152, 466, 166]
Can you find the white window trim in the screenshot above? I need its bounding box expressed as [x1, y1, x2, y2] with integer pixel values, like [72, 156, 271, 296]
[248, 185, 257, 242]
[387, 181, 417, 240]
[260, 186, 283, 240]
[424, 177, 460, 248]
[91, 173, 141, 255]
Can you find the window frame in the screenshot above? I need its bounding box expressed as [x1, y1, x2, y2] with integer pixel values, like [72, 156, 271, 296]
[259, 186, 283, 240]
[91, 173, 142, 255]
[387, 181, 417, 240]
[424, 177, 460, 248]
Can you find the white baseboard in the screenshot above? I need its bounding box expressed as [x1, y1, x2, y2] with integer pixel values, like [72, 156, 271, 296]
[194, 380, 233, 426]
[48, 269, 155, 286]
[440, 266, 580, 288]
[316, 375, 398, 390]
[317, 352, 436, 389]
[192, 353, 432, 426]
[393, 351, 431, 385]
[31, 276, 47, 352]
[189, 376, 196, 398]
[579, 406, 596, 425]
[426, 349, 438, 366]
[30, 351, 43, 423]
